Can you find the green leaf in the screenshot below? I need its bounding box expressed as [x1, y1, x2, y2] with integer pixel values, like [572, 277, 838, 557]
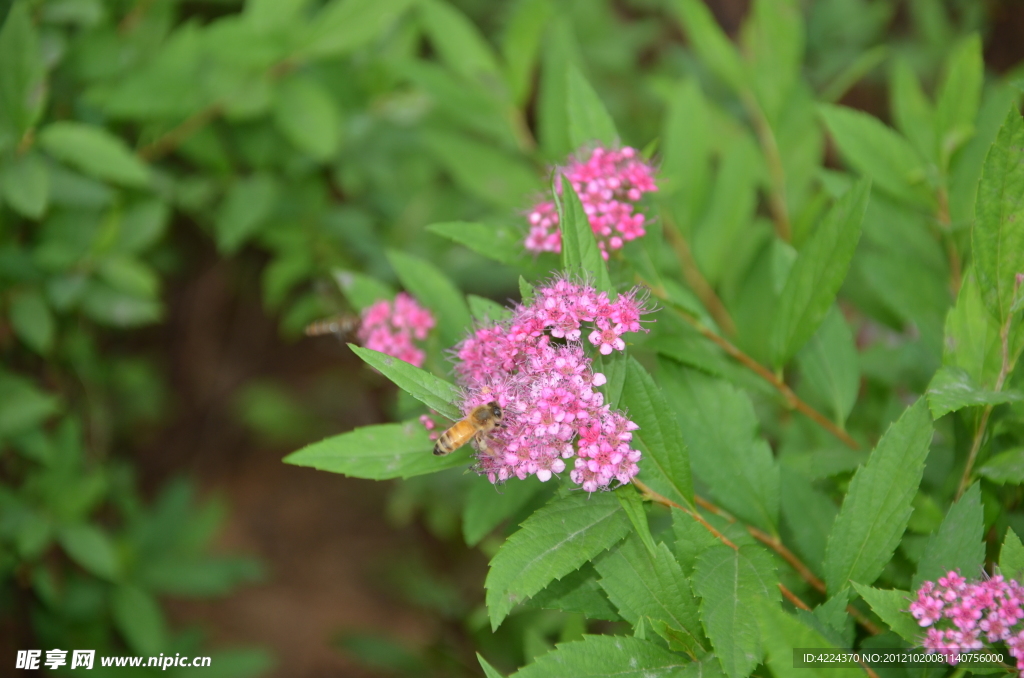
[485, 492, 630, 630]
[693, 544, 779, 678]
[10, 290, 54, 354]
[426, 221, 522, 265]
[81, 284, 161, 327]
[819, 105, 934, 209]
[659, 360, 779, 533]
[510, 635, 688, 678]
[978, 447, 1024, 485]
[463, 477, 545, 546]
[973, 106, 1024, 325]
[0, 2, 45, 151]
[936, 35, 983, 160]
[926, 365, 1024, 419]
[386, 249, 471, 348]
[284, 420, 469, 479]
[297, 0, 415, 59]
[478, 653, 505, 678]
[616, 485, 658, 557]
[999, 528, 1024, 580]
[38, 122, 150, 188]
[556, 179, 613, 294]
[58, 523, 120, 580]
[779, 467, 837, 577]
[501, 0, 552, 105]
[914, 482, 984, 588]
[943, 268, 1004, 388]
[348, 345, 461, 420]
[890, 59, 937, 163]
[0, 371, 59, 437]
[770, 180, 869, 366]
[672, 0, 746, 92]
[759, 604, 846, 678]
[594, 351, 628, 409]
[622, 358, 693, 507]
[661, 80, 711, 231]
[595, 533, 706, 654]
[418, 0, 501, 82]
[566, 65, 617, 149]
[525, 563, 620, 621]
[272, 75, 342, 162]
[112, 584, 167, 655]
[852, 583, 919, 644]
[216, 174, 279, 254]
[468, 295, 512, 324]
[823, 399, 933, 595]
[0, 150, 48, 218]
[332, 269, 394, 311]
[744, 0, 803, 123]
[421, 129, 538, 209]
[795, 307, 859, 423]
[519, 276, 535, 305]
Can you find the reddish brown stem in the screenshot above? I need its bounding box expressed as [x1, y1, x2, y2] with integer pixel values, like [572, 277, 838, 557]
[662, 214, 738, 337]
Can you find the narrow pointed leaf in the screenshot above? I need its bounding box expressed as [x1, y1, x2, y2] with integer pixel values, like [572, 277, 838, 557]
[284, 420, 468, 479]
[566, 65, 617, 148]
[510, 635, 688, 678]
[525, 563, 620, 621]
[823, 399, 933, 594]
[485, 492, 630, 629]
[616, 485, 658, 556]
[926, 365, 1024, 419]
[556, 180, 613, 294]
[999, 529, 1024, 580]
[760, 604, 850, 678]
[386, 250, 472, 348]
[348, 345, 461, 420]
[851, 583, 919, 644]
[427, 221, 522, 265]
[978, 448, 1024, 485]
[913, 483, 984, 588]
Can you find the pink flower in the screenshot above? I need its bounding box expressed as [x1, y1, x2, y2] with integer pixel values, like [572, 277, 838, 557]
[525, 146, 658, 259]
[357, 293, 435, 368]
[450, 276, 653, 490]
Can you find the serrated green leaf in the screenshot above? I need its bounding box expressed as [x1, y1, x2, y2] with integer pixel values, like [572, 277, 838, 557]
[418, 0, 501, 82]
[779, 467, 836, 577]
[10, 289, 54, 354]
[771, 180, 869, 365]
[39, 122, 151, 188]
[348, 345, 461, 420]
[467, 294, 513, 324]
[58, 523, 120, 580]
[926, 365, 1023, 419]
[0, 2, 45, 150]
[979, 448, 1024, 485]
[556, 179, 613, 294]
[216, 174, 279, 254]
[284, 420, 468, 479]
[694, 544, 779, 678]
[272, 75, 342, 162]
[426, 221, 522, 265]
[943, 268, 1004, 388]
[851, 583, 919, 645]
[478, 653, 505, 678]
[595, 533, 705, 655]
[936, 35, 983, 161]
[386, 249, 471, 348]
[999, 528, 1024, 580]
[795, 307, 859, 423]
[760, 604, 853, 678]
[485, 492, 630, 629]
[819, 105, 934, 209]
[510, 635, 688, 678]
[823, 399, 933, 595]
[616, 485, 658, 557]
[112, 584, 166, 655]
[660, 360, 779, 533]
[332, 269, 394, 311]
[0, 150, 48, 218]
[973, 106, 1024, 324]
[566, 65, 617, 149]
[672, 0, 746, 92]
[622, 358, 693, 507]
[524, 563, 620, 621]
[297, 0, 415, 59]
[463, 477, 545, 546]
[914, 483, 984, 588]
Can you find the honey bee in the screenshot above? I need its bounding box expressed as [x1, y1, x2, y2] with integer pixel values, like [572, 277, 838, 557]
[433, 402, 503, 456]
[304, 314, 361, 339]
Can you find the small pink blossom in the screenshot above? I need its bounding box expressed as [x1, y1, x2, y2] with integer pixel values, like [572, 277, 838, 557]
[451, 276, 653, 491]
[357, 293, 435, 368]
[525, 146, 658, 259]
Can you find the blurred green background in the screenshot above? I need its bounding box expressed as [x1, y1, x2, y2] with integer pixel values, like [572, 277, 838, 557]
[1, 0, 1022, 675]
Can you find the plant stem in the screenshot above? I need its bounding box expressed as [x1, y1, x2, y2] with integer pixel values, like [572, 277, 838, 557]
[138, 105, 222, 162]
[661, 212, 738, 337]
[646, 282, 860, 450]
[936, 187, 962, 296]
[742, 93, 790, 242]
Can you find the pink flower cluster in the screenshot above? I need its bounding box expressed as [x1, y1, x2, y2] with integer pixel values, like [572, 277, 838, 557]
[452, 277, 652, 490]
[358, 293, 435, 368]
[525, 146, 658, 260]
[911, 570, 1024, 667]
